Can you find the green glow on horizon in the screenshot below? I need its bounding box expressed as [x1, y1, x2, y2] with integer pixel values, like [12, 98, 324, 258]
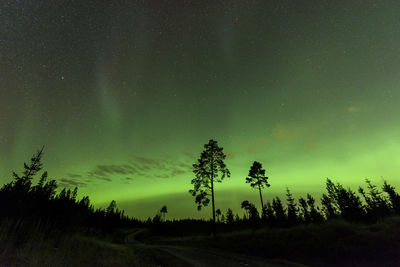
[1, 1, 400, 219]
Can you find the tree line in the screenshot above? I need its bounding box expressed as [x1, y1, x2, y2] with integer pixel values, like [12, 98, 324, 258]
[0, 147, 141, 236]
[1, 142, 400, 239]
[189, 139, 400, 234]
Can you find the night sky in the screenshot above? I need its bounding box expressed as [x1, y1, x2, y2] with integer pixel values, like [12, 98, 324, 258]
[1, 1, 400, 219]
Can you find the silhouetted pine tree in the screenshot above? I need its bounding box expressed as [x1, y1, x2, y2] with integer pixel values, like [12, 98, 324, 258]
[189, 139, 230, 236]
[261, 205, 267, 220]
[382, 181, 400, 215]
[359, 179, 390, 222]
[325, 178, 364, 222]
[226, 208, 234, 224]
[220, 214, 225, 224]
[264, 201, 275, 225]
[321, 193, 338, 219]
[234, 214, 240, 223]
[216, 209, 222, 222]
[307, 194, 324, 223]
[245, 161, 270, 210]
[153, 213, 162, 224]
[299, 197, 310, 223]
[0, 148, 139, 236]
[241, 200, 259, 222]
[272, 197, 286, 226]
[160, 205, 168, 221]
[286, 187, 298, 226]
[12, 146, 44, 194]
[106, 200, 116, 215]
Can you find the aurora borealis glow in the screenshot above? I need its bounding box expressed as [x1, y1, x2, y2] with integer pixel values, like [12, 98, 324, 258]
[1, 1, 400, 219]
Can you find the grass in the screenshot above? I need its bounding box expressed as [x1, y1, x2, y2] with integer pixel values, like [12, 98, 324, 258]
[144, 216, 400, 266]
[0, 219, 197, 266]
[0, 219, 149, 266]
[1, 216, 400, 266]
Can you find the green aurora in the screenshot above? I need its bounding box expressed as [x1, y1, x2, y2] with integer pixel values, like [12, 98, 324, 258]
[1, 1, 400, 219]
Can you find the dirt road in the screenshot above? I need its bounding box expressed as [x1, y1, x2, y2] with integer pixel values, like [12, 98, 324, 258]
[124, 229, 306, 267]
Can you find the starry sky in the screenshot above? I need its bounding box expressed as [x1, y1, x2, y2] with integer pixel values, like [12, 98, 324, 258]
[1, 1, 400, 219]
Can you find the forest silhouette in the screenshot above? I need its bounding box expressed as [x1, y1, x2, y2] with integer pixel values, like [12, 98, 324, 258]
[1, 142, 400, 265]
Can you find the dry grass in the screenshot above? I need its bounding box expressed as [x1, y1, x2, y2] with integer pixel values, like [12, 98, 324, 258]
[145, 216, 400, 266]
[2, 217, 400, 266]
[0, 219, 148, 266]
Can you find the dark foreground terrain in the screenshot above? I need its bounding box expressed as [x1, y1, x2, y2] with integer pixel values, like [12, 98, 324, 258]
[1, 216, 399, 266]
[1, 149, 399, 266]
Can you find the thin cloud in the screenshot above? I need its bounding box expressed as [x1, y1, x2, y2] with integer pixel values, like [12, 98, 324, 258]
[154, 174, 170, 179]
[80, 155, 193, 183]
[97, 164, 136, 175]
[59, 178, 87, 188]
[122, 177, 134, 184]
[177, 162, 192, 171]
[132, 156, 157, 165]
[67, 173, 82, 178]
[170, 168, 186, 176]
[182, 152, 196, 160]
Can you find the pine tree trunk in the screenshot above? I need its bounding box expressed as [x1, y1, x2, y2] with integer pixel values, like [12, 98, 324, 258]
[211, 154, 216, 237]
[211, 177, 216, 236]
[258, 183, 264, 211]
